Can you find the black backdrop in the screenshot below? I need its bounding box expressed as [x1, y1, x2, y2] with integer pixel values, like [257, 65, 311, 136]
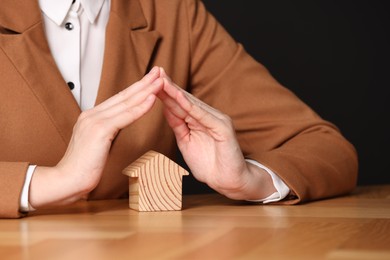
[183, 0, 390, 194]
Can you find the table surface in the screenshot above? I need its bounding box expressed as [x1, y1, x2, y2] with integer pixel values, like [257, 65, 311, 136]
[0, 185, 389, 260]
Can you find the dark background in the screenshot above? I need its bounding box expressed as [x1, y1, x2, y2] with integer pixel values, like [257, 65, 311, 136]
[183, 0, 390, 194]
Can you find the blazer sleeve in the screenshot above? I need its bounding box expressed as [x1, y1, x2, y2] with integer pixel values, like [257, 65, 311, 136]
[0, 162, 29, 218]
[184, 0, 358, 203]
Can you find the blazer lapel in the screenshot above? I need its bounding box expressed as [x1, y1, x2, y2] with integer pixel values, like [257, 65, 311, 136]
[0, 0, 161, 143]
[95, 0, 161, 105]
[0, 0, 80, 144]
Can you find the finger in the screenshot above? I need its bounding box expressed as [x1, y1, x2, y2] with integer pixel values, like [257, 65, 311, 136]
[103, 94, 159, 132]
[93, 66, 161, 112]
[159, 68, 231, 136]
[81, 79, 162, 137]
[184, 92, 226, 120]
[113, 94, 158, 129]
[176, 90, 231, 138]
[160, 73, 225, 121]
[157, 86, 188, 119]
[162, 108, 190, 141]
[97, 78, 163, 124]
[159, 67, 172, 81]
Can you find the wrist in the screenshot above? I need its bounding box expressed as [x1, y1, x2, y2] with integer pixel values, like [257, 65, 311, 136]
[29, 166, 86, 209]
[219, 162, 277, 201]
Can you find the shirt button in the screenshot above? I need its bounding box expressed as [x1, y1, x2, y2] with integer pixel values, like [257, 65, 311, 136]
[67, 82, 75, 90]
[65, 22, 74, 31]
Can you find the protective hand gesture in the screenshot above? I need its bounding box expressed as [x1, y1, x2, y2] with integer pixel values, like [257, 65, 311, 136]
[30, 67, 163, 207]
[158, 68, 275, 200]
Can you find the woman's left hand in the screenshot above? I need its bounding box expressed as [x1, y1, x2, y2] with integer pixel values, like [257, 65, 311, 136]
[157, 68, 276, 200]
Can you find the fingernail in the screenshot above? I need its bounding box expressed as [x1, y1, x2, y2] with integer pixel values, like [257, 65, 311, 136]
[149, 66, 158, 75]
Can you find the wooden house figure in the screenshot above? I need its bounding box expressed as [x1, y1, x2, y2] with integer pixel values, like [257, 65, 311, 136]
[122, 150, 189, 211]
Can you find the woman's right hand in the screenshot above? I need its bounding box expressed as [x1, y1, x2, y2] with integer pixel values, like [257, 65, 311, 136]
[29, 67, 163, 209]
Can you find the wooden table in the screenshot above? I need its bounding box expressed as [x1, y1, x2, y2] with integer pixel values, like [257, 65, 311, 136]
[0, 185, 389, 260]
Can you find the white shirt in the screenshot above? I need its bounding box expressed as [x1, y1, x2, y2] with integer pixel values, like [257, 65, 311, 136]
[20, 0, 289, 212]
[40, 0, 109, 111]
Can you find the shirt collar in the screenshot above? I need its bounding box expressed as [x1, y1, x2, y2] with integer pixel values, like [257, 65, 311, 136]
[38, 0, 106, 26]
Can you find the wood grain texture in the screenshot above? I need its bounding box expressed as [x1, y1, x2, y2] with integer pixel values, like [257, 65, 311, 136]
[122, 150, 189, 211]
[1, 185, 389, 259]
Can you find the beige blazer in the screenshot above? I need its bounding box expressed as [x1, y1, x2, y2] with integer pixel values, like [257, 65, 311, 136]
[0, 0, 358, 218]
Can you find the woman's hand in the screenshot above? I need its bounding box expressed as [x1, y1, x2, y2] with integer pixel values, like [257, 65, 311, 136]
[157, 68, 276, 200]
[30, 67, 164, 208]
